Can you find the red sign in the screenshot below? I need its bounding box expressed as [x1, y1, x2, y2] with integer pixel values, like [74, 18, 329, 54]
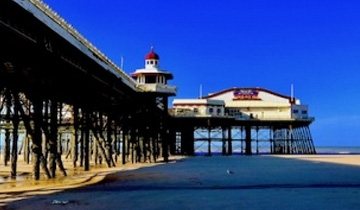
[233, 90, 260, 100]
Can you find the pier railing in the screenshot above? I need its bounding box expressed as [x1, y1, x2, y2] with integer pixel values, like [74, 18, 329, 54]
[25, 0, 137, 89]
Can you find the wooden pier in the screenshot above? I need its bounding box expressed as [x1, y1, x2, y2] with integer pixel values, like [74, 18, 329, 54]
[0, 0, 171, 180]
[170, 117, 316, 156]
[0, 0, 317, 181]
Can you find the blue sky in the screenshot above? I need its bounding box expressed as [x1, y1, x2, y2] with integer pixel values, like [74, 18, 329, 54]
[42, 0, 360, 146]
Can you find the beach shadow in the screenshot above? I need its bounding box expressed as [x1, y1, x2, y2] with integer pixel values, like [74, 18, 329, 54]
[3, 155, 360, 209]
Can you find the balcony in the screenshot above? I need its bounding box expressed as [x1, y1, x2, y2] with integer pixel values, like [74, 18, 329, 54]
[136, 83, 177, 95]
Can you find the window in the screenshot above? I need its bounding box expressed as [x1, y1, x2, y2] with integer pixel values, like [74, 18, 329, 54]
[147, 61, 150, 65]
[293, 110, 299, 114]
[217, 108, 221, 114]
[301, 110, 308, 114]
[194, 108, 198, 113]
[209, 108, 213, 113]
[150, 61, 154, 65]
[145, 76, 156, 83]
[155, 61, 158, 65]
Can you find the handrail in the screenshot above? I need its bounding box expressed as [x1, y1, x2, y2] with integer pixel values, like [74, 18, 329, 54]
[28, 0, 137, 88]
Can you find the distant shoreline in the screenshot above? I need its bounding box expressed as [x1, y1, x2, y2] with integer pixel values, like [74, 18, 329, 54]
[194, 146, 360, 156]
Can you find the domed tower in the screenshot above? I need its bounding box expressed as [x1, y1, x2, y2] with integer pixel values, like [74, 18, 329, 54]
[131, 47, 177, 162]
[131, 46, 177, 96]
[145, 47, 160, 68]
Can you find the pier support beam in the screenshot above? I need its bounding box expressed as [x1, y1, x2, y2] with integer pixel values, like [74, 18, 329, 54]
[32, 98, 44, 180]
[11, 91, 19, 178]
[228, 127, 232, 156]
[73, 107, 79, 167]
[84, 111, 90, 171]
[162, 96, 169, 162]
[181, 127, 194, 156]
[49, 99, 58, 178]
[245, 125, 252, 155]
[4, 89, 11, 166]
[222, 127, 227, 156]
[122, 126, 128, 165]
[207, 124, 212, 156]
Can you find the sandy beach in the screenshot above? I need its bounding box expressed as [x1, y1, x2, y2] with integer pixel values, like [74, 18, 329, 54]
[1, 155, 360, 210]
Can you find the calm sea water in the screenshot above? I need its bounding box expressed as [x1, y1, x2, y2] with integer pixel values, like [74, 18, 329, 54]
[315, 146, 360, 154]
[194, 143, 360, 156]
[1, 132, 360, 155]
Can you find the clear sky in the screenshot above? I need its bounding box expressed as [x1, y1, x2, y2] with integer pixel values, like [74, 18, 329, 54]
[42, 0, 360, 146]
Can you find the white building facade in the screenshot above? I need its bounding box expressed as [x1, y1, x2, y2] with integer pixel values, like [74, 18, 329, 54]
[173, 87, 310, 120]
[172, 99, 225, 117]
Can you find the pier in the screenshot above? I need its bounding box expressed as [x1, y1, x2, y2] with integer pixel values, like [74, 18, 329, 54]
[170, 117, 315, 156]
[0, 0, 173, 180]
[1, 0, 316, 181]
[170, 87, 316, 156]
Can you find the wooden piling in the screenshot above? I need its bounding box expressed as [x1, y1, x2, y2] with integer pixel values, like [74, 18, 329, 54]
[245, 125, 252, 155]
[32, 98, 42, 180]
[222, 127, 227, 156]
[114, 124, 118, 163]
[80, 110, 84, 167]
[49, 99, 58, 178]
[207, 126, 212, 156]
[228, 127, 232, 155]
[106, 116, 114, 166]
[11, 91, 19, 178]
[4, 89, 11, 166]
[84, 111, 90, 171]
[122, 127, 127, 165]
[73, 107, 79, 167]
[162, 96, 169, 162]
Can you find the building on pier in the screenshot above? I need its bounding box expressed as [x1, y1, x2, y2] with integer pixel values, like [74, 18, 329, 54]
[170, 87, 316, 156]
[173, 87, 311, 121]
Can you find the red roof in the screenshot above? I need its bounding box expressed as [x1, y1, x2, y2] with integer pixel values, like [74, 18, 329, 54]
[145, 47, 160, 60]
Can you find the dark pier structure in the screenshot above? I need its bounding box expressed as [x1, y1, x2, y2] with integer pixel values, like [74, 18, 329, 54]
[170, 117, 315, 156]
[0, 0, 316, 180]
[0, 0, 173, 180]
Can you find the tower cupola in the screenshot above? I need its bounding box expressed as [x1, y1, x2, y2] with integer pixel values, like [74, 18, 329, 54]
[130, 46, 177, 96]
[145, 46, 160, 69]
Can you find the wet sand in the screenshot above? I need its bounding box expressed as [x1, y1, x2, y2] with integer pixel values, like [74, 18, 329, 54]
[1, 155, 360, 210]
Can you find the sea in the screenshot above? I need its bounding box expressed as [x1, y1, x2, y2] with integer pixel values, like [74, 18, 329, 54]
[315, 146, 360, 155]
[0, 132, 360, 156]
[193, 143, 360, 156]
